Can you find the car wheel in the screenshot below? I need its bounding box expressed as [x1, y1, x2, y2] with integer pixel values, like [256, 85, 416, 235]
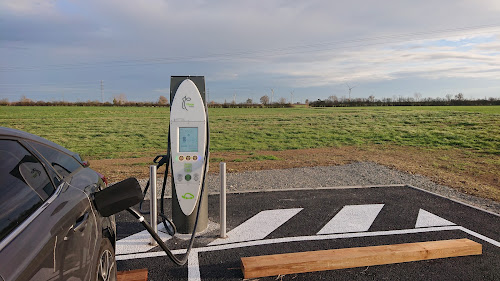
[96, 239, 117, 281]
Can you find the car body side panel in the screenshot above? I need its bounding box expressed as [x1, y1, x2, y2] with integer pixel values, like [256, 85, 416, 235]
[0, 182, 98, 281]
[0, 127, 116, 281]
[65, 168, 107, 280]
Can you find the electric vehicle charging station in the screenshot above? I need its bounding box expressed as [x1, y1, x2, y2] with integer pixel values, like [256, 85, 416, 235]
[169, 76, 209, 234]
[114, 76, 211, 266]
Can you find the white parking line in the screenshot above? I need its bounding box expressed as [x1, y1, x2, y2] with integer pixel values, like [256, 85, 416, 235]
[117, 225, 460, 261]
[459, 227, 500, 247]
[116, 225, 500, 280]
[187, 251, 200, 281]
[116, 223, 172, 255]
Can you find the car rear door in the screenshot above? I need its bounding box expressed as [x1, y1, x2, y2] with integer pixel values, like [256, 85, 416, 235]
[27, 140, 100, 280]
[0, 139, 96, 280]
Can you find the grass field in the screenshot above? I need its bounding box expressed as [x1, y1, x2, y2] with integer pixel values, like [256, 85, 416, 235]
[2, 105, 499, 201]
[1, 106, 499, 159]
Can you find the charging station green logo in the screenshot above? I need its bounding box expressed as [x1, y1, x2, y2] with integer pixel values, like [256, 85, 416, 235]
[182, 192, 195, 199]
[182, 96, 195, 111]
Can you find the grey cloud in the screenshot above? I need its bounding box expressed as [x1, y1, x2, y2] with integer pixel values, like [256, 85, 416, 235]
[0, 13, 100, 45]
[2, 0, 500, 101]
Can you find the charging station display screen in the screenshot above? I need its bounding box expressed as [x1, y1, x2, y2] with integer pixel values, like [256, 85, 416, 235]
[179, 127, 198, 152]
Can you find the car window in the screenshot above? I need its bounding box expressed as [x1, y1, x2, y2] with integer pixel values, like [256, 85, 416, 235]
[28, 141, 82, 178]
[0, 140, 49, 241]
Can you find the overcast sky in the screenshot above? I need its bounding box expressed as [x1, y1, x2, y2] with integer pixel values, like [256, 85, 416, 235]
[1, 0, 500, 103]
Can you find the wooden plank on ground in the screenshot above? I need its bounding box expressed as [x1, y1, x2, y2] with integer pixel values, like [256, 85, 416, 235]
[241, 238, 482, 279]
[117, 268, 148, 281]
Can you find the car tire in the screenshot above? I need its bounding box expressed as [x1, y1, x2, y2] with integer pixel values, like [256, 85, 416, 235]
[96, 238, 117, 281]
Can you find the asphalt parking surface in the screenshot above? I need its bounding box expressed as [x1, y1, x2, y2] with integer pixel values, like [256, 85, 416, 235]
[116, 185, 500, 280]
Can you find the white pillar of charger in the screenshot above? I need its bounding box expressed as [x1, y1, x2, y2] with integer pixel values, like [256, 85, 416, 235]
[170, 76, 208, 234]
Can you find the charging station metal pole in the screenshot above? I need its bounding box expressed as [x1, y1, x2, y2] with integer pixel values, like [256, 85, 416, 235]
[149, 165, 158, 245]
[220, 162, 227, 238]
[170, 76, 209, 234]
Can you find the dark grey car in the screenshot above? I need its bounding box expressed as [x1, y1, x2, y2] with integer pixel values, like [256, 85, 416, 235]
[0, 127, 116, 281]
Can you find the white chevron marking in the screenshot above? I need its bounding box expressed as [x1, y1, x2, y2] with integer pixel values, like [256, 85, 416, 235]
[415, 209, 455, 228]
[317, 204, 384, 234]
[208, 208, 303, 245]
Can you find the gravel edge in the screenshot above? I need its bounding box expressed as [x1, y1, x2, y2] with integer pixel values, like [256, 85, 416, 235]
[137, 161, 500, 215]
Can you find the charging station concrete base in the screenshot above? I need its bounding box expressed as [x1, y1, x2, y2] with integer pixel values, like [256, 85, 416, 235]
[172, 183, 208, 233]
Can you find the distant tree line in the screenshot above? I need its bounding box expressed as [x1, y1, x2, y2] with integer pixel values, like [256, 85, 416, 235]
[206, 96, 293, 108]
[1, 93, 499, 107]
[0, 95, 172, 107]
[309, 93, 500, 107]
[0, 94, 294, 108]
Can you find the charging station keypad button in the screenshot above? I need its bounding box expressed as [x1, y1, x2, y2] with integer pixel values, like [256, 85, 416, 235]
[185, 174, 192, 181]
[177, 174, 183, 182]
[193, 155, 198, 161]
[194, 173, 199, 181]
[186, 156, 191, 161]
[179, 156, 184, 161]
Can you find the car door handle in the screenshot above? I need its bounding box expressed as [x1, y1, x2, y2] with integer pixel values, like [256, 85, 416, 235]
[73, 212, 89, 232]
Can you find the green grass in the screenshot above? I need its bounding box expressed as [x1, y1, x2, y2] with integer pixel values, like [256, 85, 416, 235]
[249, 155, 280, 161]
[1, 106, 499, 159]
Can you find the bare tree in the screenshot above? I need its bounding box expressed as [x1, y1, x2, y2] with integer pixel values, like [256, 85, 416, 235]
[158, 95, 169, 105]
[278, 97, 287, 104]
[414, 92, 422, 102]
[246, 98, 253, 104]
[455, 93, 464, 101]
[368, 95, 375, 103]
[445, 94, 453, 102]
[260, 95, 269, 105]
[113, 93, 127, 105]
[327, 95, 338, 103]
[19, 95, 33, 103]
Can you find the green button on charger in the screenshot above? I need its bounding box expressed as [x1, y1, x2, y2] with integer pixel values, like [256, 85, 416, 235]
[185, 174, 192, 181]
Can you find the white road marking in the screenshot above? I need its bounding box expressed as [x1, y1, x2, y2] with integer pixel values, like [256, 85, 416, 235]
[407, 185, 500, 218]
[116, 223, 172, 255]
[317, 204, 385, 234]
[116, 248, 185, 261]
[117, 225, 467, 261]
[117, 223, 500, 281]
[116, 203, 500, 281]
[459, 227, 500, 247]
[188, 250, 201, 281]
[208, 208, 303, 245]
[415, 209, 455, 228]
[116, 224, 500, 262]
